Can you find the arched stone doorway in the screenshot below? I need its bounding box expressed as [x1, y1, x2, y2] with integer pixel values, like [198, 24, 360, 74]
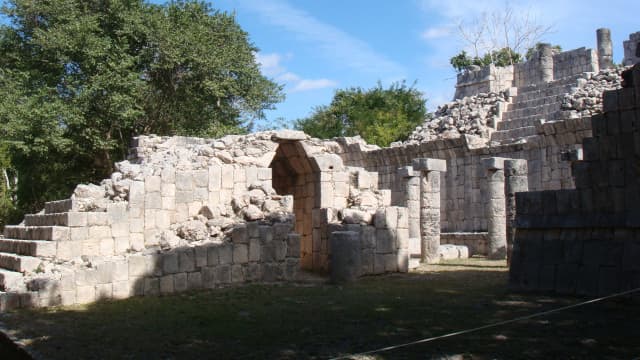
[269, 141, 317, 270]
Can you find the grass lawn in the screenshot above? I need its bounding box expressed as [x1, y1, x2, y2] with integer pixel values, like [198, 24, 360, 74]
[0, 257, 638, 359]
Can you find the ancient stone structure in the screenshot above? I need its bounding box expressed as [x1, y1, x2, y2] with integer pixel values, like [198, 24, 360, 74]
[623, 32, 640, 66]
[1, 28, 638, 310]
[510, 64, 640, 296]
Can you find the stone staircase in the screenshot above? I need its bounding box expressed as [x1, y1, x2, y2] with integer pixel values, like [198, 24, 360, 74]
[491, 75, 584, 143]
[0, 199, 76, 295]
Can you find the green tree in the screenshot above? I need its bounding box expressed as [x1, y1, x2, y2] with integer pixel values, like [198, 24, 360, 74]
[0, 0, 283, 217]
[294, 81, 428, 147]
[450, 47, 522, 73]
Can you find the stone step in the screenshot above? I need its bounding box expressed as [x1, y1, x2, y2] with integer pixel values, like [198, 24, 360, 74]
[507, 95, 565, 112]
[490, 126, 539, 142]
[0, 253, 43, 273]
[497, 117, 533, 131]
[516, 75, 583, 95]
[24, 212, 88, 227]
[3, 225, 69, 241]
[0, 269, 25, 292]
[44, 199, 74, 214]
[503, 104, 562, 121]
[499, 111, 563, 129]
[516, 84, 575, 101]
[0, 239, 56, 257]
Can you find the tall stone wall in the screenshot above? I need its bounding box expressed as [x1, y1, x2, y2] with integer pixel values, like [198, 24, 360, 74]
[509, 65, 640, 296]
[336, 116, 589, 233]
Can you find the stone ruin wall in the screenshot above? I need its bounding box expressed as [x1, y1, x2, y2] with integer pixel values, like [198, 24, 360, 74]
[337, 120, 589, 233]
[509, 64, 640, 296]
[0, 131, 413, 310]
[2, 28, 639, 311]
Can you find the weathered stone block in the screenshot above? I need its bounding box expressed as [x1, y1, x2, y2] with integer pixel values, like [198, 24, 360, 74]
[231, 264, 245, 283]
[187, 272, 203, 290]
[218, 244, 232, 265]
[163, 252, 179, 274]
[233, 244, 249, 264]
[160, 275, 174, 294]
[375, 229, 395, 253]
[217, 265, 231, 284]
[178, 248, 196, 272]
[232, 224, 248, 244]
[207, 246, 219, 266]
[174, 273, 188, 292]
[76, 285, 96, 304]
[286, 234, 300, 258]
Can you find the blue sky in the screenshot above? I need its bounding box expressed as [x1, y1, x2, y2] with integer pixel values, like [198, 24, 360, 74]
[210, 0, 639, 128]
[2, 0, 639, 128]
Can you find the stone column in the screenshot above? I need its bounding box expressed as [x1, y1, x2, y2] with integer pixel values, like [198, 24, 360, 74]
[412, 158, 447, 264]
[504, 159, 528, 266]
[483, 157, 507, 260]
[597, 28, 614, 70]
[398, 166, 420, 240]
[539, 43, 554, 83]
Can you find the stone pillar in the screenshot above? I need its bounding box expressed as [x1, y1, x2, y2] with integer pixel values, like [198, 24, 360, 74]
[398, 166, 420, 240]
[504, 159, 528, 266]
[539, 43, 554, 83]
[330, 231, 361, 283]
[483, 157, 507, 260]
[412, 158, 447, 264]
[597, 28, 614, 70]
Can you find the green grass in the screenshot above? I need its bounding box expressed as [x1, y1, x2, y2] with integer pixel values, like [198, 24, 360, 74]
[1, 258, 639, 359]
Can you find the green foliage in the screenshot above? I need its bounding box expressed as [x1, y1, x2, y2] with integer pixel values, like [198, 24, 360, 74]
[450, 48, 522, 73]
[0, 0, 283, 219]
[525, 43, 562, 61]
[294, 81, 427, 147]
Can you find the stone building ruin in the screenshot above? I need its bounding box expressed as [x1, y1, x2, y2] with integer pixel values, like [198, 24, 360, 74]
[1, 28, 639, 310]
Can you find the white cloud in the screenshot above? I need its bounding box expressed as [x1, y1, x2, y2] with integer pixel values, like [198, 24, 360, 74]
[421, 26, 452, 40]
[256, 51, 337, 93]
[291, 79, 338, 93]
[239, 0, 406, 78]
[276, 72, 300, 83]
[255, 53, 285, 77]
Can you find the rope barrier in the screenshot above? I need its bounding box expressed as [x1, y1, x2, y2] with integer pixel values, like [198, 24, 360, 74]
[329, 287, 640, 360]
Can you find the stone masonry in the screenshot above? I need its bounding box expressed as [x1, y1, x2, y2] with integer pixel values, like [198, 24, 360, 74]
[509, 64, 640, 296]
[0, 28, 639, 310]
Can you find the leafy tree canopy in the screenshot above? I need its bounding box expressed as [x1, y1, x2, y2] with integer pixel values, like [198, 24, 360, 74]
[294, 81, 428, 147]
[0, 0, 283, 215]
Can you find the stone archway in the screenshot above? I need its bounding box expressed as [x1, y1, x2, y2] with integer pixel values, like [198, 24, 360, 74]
[269, 141, 317, 270]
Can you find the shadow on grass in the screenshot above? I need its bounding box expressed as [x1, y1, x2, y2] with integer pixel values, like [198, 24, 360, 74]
[1, 261, 639, 359]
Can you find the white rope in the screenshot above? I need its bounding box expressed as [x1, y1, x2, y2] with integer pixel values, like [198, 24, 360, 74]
[329, 287, 640, 360]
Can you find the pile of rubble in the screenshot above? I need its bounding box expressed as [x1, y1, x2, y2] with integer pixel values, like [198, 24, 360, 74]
[404, 92, 508, 144]
[561, 67, 625, 116]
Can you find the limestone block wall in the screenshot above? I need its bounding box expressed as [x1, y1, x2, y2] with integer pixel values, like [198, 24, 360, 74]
[308, 167, 392, 272]
[335, 117, 590, 233]
[3, 221, 300, 309]
[509, 65, 640, 296]
[454, 65, 515, 100]
[552, 48, 599, 80]
[327, 206, 410, 275]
